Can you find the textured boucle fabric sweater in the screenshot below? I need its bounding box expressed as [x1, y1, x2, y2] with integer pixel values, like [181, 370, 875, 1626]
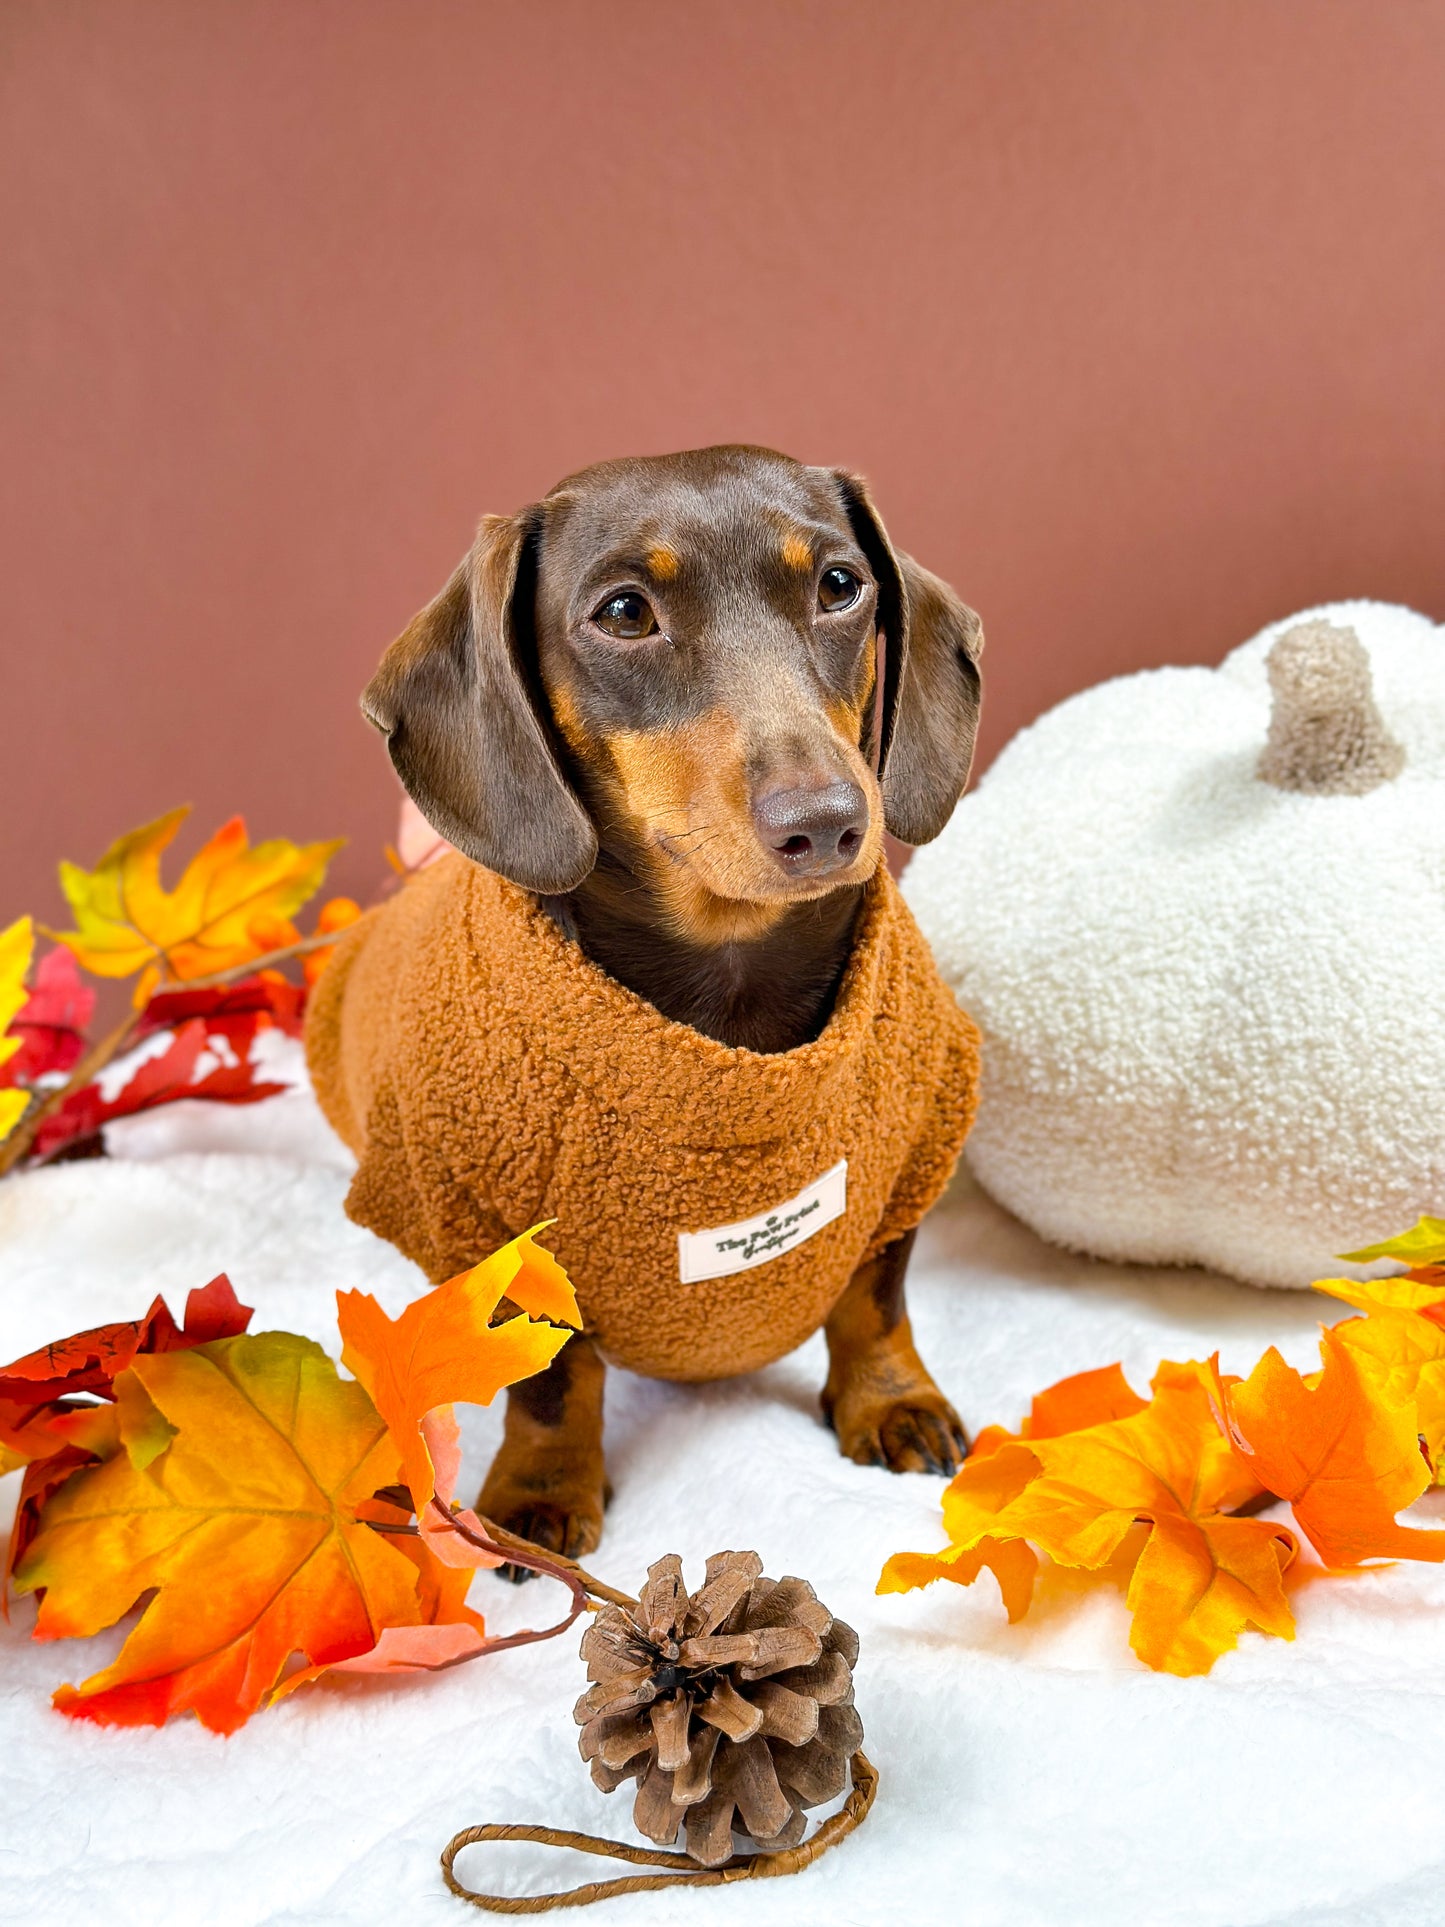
[305, 854, 979, 1381]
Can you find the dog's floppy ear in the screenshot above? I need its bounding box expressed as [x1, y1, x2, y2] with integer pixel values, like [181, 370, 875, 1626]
[362, 511, 597, 893]
[834, 473, 984, 845]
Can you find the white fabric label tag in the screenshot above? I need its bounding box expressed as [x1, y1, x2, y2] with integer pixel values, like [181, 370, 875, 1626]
[677, 1159, 848, 1284]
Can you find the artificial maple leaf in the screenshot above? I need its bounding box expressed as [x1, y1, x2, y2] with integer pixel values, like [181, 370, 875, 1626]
[878, 1546, 1038, 1618]
[1302, 1223, 1445, 1483]
[1306, 1265, 1445, 1482]
[337, 1224, 581, 1516]
[137, 974, 306, 1039]
[0, 1274, 252, 1405]
[1124, 1508, 1296, 1674]
[0, 915, 31, 1041]
[0, 916, 34, 1141]
[13, 1331, 484, 1733]
[32, 1010, 291, 1162]
[0, 1397, 71, 1477]
[277, 1612, 490, 1686]
[1205, 1333, 1445, 1568]
[53, 806, 342, 1001]
[3, 1443, 98, 1605]
[889, 1362, 1153, 1622]
[302, 897, 363, 987]
[1337, 1218, 1445, 1273]
[881, 1364, 1293, 1676]
[1316, 1273, 1445, 1322]
[274, 1499, 514, 1695]
[0, 940, 96, 1094]
[1, 1278, 252, 1590]
[10, 976, 303, 1165]
[970, 1361, 1150, 1460]
[244, 891, 364, 985]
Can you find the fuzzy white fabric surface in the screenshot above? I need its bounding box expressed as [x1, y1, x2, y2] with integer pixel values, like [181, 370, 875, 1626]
[904, 599, 1445, 1291]
[4, 1047, 1445, 1926]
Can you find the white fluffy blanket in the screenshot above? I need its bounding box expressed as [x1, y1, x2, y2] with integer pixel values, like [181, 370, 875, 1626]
[4, 1046, 1444, 1926]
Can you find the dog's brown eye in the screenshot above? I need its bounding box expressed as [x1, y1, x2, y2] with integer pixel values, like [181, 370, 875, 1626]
[591, 592, 658, 640]
[818, 567, 862, 613]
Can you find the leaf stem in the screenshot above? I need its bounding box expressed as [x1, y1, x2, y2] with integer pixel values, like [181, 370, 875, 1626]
[359, 1503, 642, 1669]
[445, 1504, 639, 1609]
[367, 1500, 640, 1625]
[171, 929, 340, 992]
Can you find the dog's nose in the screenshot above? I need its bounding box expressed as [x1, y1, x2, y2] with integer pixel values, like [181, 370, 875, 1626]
[752, 781, 869, 877]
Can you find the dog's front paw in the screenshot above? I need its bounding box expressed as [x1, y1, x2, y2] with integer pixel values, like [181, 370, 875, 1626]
[476, 1459, 609, 1584]
[825, 1386, 969, 1476]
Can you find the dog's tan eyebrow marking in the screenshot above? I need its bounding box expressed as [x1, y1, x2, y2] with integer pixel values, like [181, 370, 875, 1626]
[646, 544, 681, 581]
[780, 532, 813, 572]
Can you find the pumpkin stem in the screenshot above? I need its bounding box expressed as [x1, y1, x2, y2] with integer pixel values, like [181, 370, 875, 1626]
[1256, 621, 1405, 796]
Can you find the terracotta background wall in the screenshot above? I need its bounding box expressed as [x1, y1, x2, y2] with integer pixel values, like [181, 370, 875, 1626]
[3, 0, 1443, 922]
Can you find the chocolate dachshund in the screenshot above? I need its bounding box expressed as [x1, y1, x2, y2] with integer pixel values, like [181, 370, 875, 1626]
[352, 444, 983, 1574]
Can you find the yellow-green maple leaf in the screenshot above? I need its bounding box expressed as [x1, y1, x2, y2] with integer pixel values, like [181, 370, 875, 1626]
[53, 807, 341, 999]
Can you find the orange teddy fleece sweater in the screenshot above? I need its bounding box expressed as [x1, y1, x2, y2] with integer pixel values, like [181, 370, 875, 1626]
[305, 854, 980, 1383]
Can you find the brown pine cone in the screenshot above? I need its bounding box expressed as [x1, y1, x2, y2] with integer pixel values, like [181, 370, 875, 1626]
[574, 1550, 863, 1868]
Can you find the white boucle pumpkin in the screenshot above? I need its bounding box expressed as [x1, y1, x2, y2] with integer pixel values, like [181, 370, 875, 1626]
[903, 599, 1445, 1290]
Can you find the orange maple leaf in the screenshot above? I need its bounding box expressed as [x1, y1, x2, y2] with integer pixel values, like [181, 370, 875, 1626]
[0, 1276, 255, 1586]
[1317, 1273, 1445, 1321]
[247, 895, 364, 987]
[888, 1361, 1153, 1626]
[12, 1332, 481, 1733]
[1310, 1222, 1445, 1483]
[336, 1223, 581, 1520]
[52, 807, 342, 1002]
[302, 896, 364, 986]
[970, 1360, 1150, 1460]
[272, 1491, 502, 1694]
[1204, 1331, 1445, 1569]
[878, 1443, 1042, 1623]
[1313, 1290, 1445, 1485]
[881, 1364, 1294, 1676]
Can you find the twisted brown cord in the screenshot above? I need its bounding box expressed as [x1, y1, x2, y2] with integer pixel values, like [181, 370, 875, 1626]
[440, 1749, 878, 1913]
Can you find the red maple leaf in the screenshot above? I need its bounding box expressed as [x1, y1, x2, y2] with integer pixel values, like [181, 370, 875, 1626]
[0, 948, 96, 1087]
[0, 1274, 253, 1405]
[135, 975, 305, 1040]
[33, 1000, 295, 1162]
